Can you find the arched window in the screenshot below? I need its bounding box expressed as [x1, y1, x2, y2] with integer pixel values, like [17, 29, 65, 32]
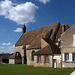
[31, 50, 35, 61]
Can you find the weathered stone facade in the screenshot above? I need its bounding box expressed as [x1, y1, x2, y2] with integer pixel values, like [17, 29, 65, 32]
[9, 58, 22, 64]
[15, 59, 22, 64]
[9, 59, 22, 64]
[34, 55, 61, 68]
[41, 39, 48, 48]
[27, 49, 40, 65]
[53, 55, 61, 68]
[62, 62, 75, 68]
[61, 24, 75, 68]
[9, 52, 22, 64]
[9, 59, 15, 64]
[15, 46, 25, 64]
[34, 55, 53, 67]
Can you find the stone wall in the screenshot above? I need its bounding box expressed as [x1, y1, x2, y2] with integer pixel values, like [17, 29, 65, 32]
[53, 55, 61, 68]
[15, 46, 24, 57]
[9, 59, 22, 64]
[61, 48, 75, 53]
[62, 62, 75, 68]
[15, 59, 22, 64]
[15, 46, 25, 64]
[61, 24, 75, 51]
[34, 55, 53, 67]
[27, 49, 40, 66]
[41, 39, 48, 48]
[61, 24, 75, 68]
[34, 55, 61, 68]
[9, 59, 15, 64]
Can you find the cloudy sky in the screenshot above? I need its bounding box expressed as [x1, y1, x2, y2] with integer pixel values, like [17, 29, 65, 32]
[0, 0, 75, 53]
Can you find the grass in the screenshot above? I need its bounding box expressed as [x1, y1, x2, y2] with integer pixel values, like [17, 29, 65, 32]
[0, 64, 75, 75]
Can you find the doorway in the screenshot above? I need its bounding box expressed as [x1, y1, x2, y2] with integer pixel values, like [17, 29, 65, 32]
[53, 59, 56, 68]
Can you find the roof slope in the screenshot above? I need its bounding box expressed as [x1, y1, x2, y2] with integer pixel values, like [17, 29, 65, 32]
[55, 24, 69, 41]
[27, 33, 47, 49]
[34, 39, 60, 55]
[27, 24, 69, 49]
[15, 22, 60, 46]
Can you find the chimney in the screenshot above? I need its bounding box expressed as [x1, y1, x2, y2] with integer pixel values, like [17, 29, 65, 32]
[22, 24, 26, 34]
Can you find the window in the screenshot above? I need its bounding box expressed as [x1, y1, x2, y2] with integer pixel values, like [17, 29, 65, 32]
[65, 53, 69, 62]
[73, 35, 75, 47]
[73, 53, 75, 62]
[64, 53, 72, 62]
[44, 56, 49, 64]
[37, 56, 41, 63]
[17, 53, 18, 56]
[31, 50, 35, 61]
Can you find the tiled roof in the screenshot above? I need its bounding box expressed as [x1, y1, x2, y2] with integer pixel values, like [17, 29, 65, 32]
[15, 22, 60, 46]
[34, 39, 60, 55]
[55, 24, 69, 41]
[27, 33, 48, 49]
[27, 25, 69, 49]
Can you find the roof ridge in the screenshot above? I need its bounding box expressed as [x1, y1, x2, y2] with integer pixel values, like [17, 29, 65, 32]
[24, 22, 60, 33]
[15, 22, 61, 46]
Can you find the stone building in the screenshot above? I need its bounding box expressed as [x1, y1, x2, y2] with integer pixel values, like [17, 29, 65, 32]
[9, 22, 69, 68]
[9, 52, 22, 64]
[34, 38, 61, 68]
[61, 24, 75, 68]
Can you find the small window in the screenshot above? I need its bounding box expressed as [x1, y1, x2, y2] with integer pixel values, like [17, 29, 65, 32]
[65, 53, 69, 62]
[31, 50, 35, 61]
[37, 56, 41, 63]
[44, 56, 49, 64]
[17, 53, 18, 56]
[73, 53, 75, 62]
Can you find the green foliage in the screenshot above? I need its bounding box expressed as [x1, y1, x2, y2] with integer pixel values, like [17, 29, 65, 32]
[0, 64, 74, 75]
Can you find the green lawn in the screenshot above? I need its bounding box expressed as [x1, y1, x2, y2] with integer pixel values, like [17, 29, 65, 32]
[0, 64, 75, 75]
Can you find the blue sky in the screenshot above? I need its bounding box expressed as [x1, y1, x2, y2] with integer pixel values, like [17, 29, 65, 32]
[0, 0, 75, 53]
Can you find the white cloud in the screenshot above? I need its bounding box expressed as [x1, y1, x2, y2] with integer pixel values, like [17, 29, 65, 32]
[8, 45, 15, 49]
[39, 0, 51, 4]
[14, 28, 22, 32]
[2, 42, 11, 45]
[0, 0, 38, 24]
[0, 45, 15, 53]
[8, 45, 15, 51]
[7, 45, 15, 53]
